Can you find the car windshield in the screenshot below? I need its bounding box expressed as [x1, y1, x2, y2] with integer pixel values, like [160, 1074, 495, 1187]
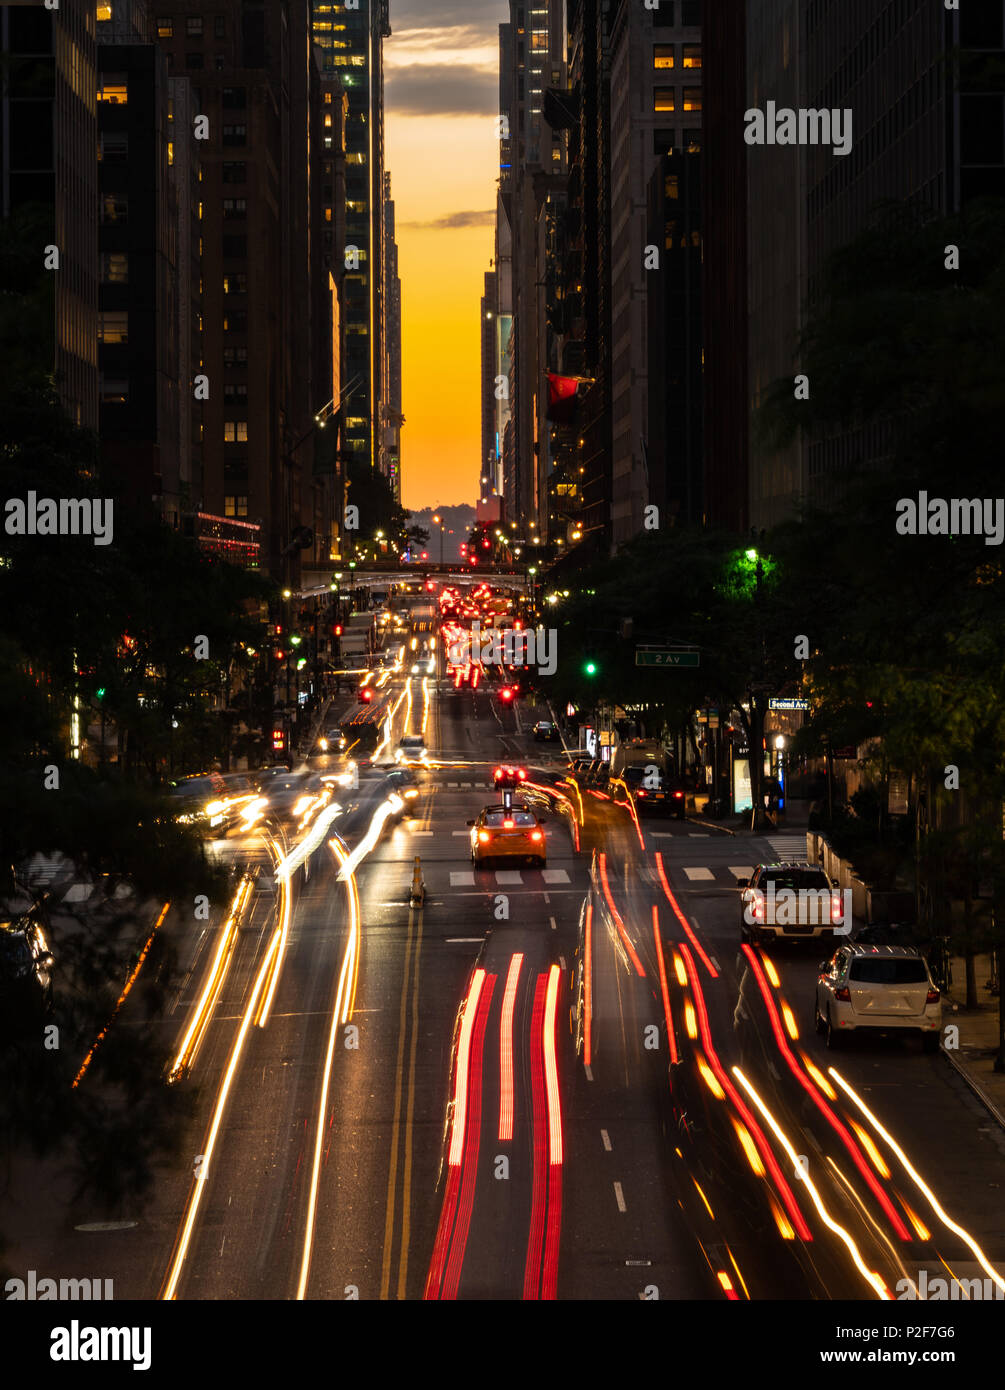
[759, 871, 829, 892]
[849, 958, 929, 984]
[484, 811, 537, 828]
[0, 934, 31, 967]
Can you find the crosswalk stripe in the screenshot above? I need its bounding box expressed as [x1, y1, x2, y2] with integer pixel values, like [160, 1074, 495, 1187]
[728, 866, 755, 880]
[451, 830, 469, 836]
[687, 833, 709, 837]
[449, 871, 476, 886]
[682, 867, 714, 881]
[410, 830, 434, 836]
[541, 869, 570, 884]
[495, 870, 523, 885]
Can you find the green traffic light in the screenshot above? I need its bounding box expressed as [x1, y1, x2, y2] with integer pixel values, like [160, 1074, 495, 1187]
[584, 661, 597, 676]
[290, 634, 302, 647]
[745, 548, 758, 561]
[296, 658, 307, 670]
[95, 688, 106, 700]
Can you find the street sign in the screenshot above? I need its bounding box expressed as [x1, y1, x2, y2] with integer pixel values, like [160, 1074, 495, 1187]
[768, 697, 809, 711]
[636, 649, 699, 668]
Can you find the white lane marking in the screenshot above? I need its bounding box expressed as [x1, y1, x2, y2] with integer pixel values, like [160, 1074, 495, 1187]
[601, 1129, 612, 1152]
[614, 1182, 627, 1213]
[688, 833, 709, 837]
[728, 866, 755, 879]
[452, 830, 469, 836]
[450, 871, 476, 886]
[650, 832, 674, 838]
[461, 781, 472, 788]
[683, 867, 714, 881]
[541, 869, 570, 884]
[448, 781, 458, 787]
[559, 956, 566, 971]
[445, 937, 485, 943]
[549, 916, 557, 931]
[495, 870, 523, 884]
[710, 957, 721, 972]
[410, 830, 434, 836]
[584, 1064, 593, 1081]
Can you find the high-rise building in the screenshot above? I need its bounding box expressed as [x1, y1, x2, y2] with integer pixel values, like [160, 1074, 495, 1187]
[746, 1, 1005, 529]
[497, 1, 568, 544]
[382, 171, 402, 499]
[311, 1, 391, 487]
[154, 1, 338, 585]
[480, 269, 498, 500]
[1, 0, 99, 430]
[96, 3, 200, 521]
[609, 0, 702, 543]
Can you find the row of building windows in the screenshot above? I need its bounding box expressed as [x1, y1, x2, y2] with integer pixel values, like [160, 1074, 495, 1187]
[654, 44, 702, 69]
[654, 88, 702, 114]
[156, 15, 228, 40]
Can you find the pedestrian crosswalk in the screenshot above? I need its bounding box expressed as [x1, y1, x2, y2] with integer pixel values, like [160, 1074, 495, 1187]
[765, 834, 809, 862]
[448, 868, 571, 887]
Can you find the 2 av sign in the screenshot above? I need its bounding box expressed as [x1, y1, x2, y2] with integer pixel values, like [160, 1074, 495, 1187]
[635, 649, 700, 668]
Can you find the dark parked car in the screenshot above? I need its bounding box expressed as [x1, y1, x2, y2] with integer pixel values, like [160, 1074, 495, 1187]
[0, 913, 54, 1028]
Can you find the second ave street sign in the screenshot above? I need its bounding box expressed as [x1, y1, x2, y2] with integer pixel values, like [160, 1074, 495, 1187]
[635, 649, 700, 668]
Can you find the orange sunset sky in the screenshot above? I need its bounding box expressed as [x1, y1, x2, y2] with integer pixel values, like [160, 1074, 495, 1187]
[384, 0, 508, 511]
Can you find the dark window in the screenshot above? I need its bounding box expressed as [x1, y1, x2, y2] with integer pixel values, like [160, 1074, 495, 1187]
[185, 53, 204, 69]
[681, 0, 700, 24]
[222, 87, 246, 108]
[961, 95, 1004, 165]
[214, 15, 227, 39]
[99, 132, 129, 162]
[222, 162, 247, 183]
[223, 271, 248, 293]
[187, 15, 203, 36]
[222, 198, 247, 218]
[848, 958, 929, 985]
[223, 124, 247, 145]
[223, 346, 248, 366]
[224, 383, 248, 405]
[961, 6, 1004, 47]
[222, 236, 247, 259]
[223, 311, 248, 333]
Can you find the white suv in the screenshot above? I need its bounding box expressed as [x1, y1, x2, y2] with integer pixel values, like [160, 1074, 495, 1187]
[815, 944, 942, 1052]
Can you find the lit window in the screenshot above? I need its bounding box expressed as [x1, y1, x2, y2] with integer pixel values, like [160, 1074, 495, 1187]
[156, 16, 173, 37]
[683, 87, 702, 111]
[225, 495, 249, 519]
[654, 88, 675, 113]
[100, 252, 129, 283]
[99, 311, 128, 344]
[98, 73, 128, 103]
[683, 45, 702, 68]
[654, 45, 674, 69]
[224, 421, 248, 443]
[97, 2, 114, 20]
[101, 192, 128, 223]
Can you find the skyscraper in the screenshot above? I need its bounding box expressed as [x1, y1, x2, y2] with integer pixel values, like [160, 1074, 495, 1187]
[311, 1, 391, 486]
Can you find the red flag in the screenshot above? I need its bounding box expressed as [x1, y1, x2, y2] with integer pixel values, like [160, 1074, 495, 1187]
[546, 371, 593, 424]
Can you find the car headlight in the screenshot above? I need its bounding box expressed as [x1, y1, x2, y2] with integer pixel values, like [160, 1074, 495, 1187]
[205, 800, 225, 816]
[319, 737, 329, 751]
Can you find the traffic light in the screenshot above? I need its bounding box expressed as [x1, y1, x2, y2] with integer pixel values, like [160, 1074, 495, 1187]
[482, 538, 490, 549]
[272, 729, 285, 752]
[500, 687, 514, 702]
[334, 624, 343, 636]
[360, 687, 373, 703]
[584, 660, 598, 676]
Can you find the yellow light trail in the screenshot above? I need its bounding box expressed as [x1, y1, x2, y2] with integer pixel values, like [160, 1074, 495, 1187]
[828, 1067, 1005, 1295]
[73, 901, 170, 1089]
[732, 1066, 890, 1299]
[295, 839, 360, 1300]
[161, 923, 282, 1300]
[168, 875, 254, 1083]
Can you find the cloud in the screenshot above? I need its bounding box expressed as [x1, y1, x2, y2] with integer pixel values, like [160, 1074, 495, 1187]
[391, 0, 508, 41]
[401, 209, 496, 230]
[385, 64, 498, 117]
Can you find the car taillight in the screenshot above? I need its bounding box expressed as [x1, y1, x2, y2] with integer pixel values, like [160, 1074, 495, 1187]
[517, 768, 526, 780]
[673, 790, 683, 799]
[503, 819, 514, 828]
[638, 790, 646, 797]
[831, 894, 843, 920]
[494, 766, 502, 778]
[926, 987, 940, 1004]
[834, 986, 851, 1001]
[478, 830, 491, 843]
[530, 830, 543, 842]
